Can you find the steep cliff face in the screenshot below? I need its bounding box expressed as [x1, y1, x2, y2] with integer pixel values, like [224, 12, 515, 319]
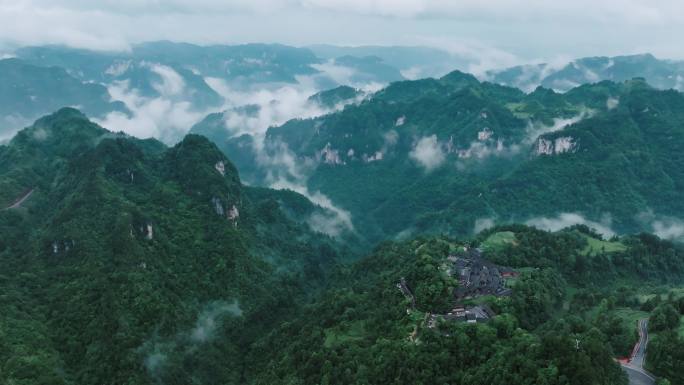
[534, 135, 578, 155]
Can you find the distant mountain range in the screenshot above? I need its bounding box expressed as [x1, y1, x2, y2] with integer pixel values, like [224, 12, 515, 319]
[5, 108, 683, 385]
[207, 71, 684, 243]
[3, 42, 684, 144]
[489, 53, 684, 92]
[4, 53, 684, 384]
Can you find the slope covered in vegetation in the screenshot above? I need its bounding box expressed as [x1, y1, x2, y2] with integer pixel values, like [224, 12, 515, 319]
[0, 109, 349, 385]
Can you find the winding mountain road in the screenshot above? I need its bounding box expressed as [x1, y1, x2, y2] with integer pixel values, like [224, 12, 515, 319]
[621, 319, 655, 385]
[2, 189, 34, 210]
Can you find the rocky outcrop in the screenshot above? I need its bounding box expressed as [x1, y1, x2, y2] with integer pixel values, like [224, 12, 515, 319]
[212, 197, 225, 216]
[146, 224, 154, 240]
[214, 161, 226, 176]
[211, 197, 240, 227]
[363, 151, 383, 163]
[51, 240, 75, 254]
[535, 136, 577, 155]
[228, 205, 240, 227]
[318, 143, 344, 165]
[477, 128, 493, 141]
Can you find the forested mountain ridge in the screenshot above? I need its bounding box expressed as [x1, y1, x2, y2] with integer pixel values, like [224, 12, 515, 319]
[489, 53, 684, 92]
[2, 109, 684, 384]
[0, 108, 349, 385]
[0, 58, 129, 139]
[212, 73, 684, 244]
[247, 226, 684, 385]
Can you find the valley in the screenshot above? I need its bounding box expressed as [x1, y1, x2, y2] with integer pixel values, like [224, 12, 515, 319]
[1, 18, 684, 383]
[2, 98, 684, 385]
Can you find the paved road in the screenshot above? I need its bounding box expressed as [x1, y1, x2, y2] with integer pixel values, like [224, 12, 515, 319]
[2, 189, 34, 210]
[631, 319, 649, 368]
[622, 366, 655, 385]
[621, 319, 655, 385]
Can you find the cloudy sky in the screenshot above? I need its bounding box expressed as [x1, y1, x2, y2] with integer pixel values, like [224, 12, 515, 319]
[1, 0, 683, 64]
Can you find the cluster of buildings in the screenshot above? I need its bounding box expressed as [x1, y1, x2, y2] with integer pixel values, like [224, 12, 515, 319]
[450, 248, 517, 300]
[428, 248, 518, 328]
[427, 304, 496, 328]
[396, 247, 519, 334]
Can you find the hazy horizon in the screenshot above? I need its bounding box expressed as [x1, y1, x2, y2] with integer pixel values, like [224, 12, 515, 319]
[2, 0, 684, 70]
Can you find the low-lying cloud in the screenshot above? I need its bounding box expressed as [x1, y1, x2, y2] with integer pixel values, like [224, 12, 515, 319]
[94, 58, 371, 144]
[204, 77, 331, 139]
[190, 300, 242, 343]
[525, 212, 615, 237]
[637, 210, 684, 241]
[270, 177, 354, 237]
[195, 66, 379, 237]
[525, 112, 589, 143]
[149, 63, 186, 97]
[473, 217, 495, 234]
[141, 299, 243, 382]
[410, 135, 445, 171]
[95, 79, 207, 142]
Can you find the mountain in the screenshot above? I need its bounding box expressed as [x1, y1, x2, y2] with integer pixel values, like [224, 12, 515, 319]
[15, 43, 320, 85]
[0, 58, 129, 140]
[211, 71, 684, 244]
[247, 225, 684, 384]
[489, 53, 684, 92]
[308, 44, 464, 79]
[187, 85, 372, 188]
[325, 55, 404, 84]
[307, 85, 365, 108]
[4, 114, 683, 385]
[2, 42, 422, 146]
[105, 61, 223, 109]
[0, 108, 351, 385]
[15, 42, 406, 90]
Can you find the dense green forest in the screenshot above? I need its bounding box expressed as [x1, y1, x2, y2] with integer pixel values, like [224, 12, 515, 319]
[3, 68, 684, 384]
[0, 109, 351, 384]
[2, 110, 683, 385]
[246, 227, 684, 384]
[203, 73, 684, 244]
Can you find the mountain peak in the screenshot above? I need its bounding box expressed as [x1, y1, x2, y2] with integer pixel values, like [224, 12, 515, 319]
[166, 134, 242, 198]
[11, 108, 108, 154]
[439, 70, 480, 87]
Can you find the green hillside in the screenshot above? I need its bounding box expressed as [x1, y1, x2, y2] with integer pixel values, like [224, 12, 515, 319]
[0, 109, 350, 385]
[216, 74, 684, 244]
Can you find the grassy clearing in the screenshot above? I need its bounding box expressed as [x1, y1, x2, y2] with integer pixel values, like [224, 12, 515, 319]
[579, 234, 627, 256]
[613, 308, 649, 330]
[482, 231, 517, 251]
[324, 321, 366, 348]
[505, 103, 532, 119]
[668, 287, 684, 299]
[635, 286, 684, 304]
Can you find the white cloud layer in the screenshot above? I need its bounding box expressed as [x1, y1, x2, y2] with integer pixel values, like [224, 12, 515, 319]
[200, 73, 362, 237]
[525, 213, 615, 238]
[95, 79, 207, 142]
[410, 135, 445, 171]
[2, 1, 684, 63]
[637, 211, 684, 242]
[473, 217, 495, 234]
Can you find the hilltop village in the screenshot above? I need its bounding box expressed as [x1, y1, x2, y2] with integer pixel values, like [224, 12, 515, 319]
[398, 247, 519, 333]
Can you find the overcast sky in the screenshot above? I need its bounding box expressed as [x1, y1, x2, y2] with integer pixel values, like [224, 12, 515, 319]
[1, 0, 683, 65]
